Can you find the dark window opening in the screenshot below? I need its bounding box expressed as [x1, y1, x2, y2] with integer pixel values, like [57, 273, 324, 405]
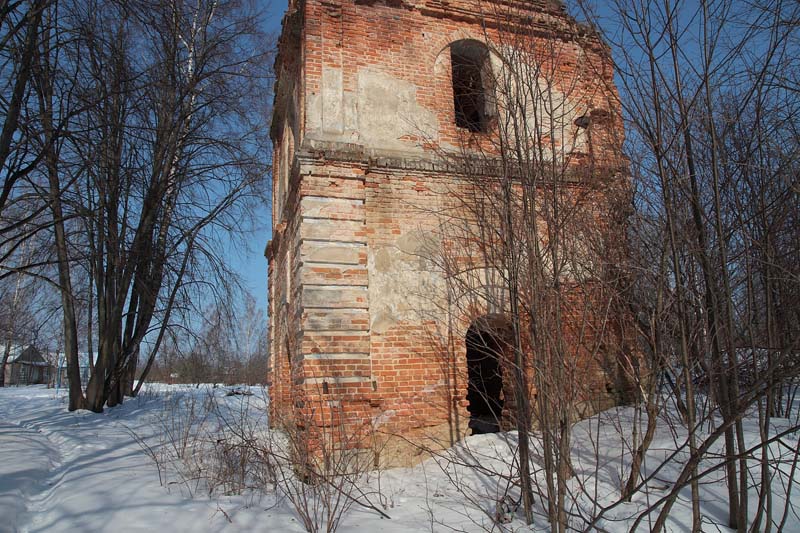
[451, 41, 492, 133]
[466, 325, 504, 434]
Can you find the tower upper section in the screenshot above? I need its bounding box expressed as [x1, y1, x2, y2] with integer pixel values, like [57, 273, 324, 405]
[270, 0, 619, 165]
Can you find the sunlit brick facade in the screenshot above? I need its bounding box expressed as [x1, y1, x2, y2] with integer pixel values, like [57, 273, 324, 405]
[266, 0, 631, 465]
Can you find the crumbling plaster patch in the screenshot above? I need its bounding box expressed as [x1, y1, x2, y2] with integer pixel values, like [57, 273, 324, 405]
[307, 66, 439, 152]
[368, 229, 444, 334]
[368, 226, 517, 336]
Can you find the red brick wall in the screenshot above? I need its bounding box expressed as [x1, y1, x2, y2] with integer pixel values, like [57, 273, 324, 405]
[267, 0, 631, 461]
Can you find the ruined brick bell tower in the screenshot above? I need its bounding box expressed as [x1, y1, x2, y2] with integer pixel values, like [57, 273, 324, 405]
[267, 0, 629, 464]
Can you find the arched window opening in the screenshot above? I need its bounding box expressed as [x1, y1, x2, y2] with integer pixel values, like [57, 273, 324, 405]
[451, 40, 494, 133]
[466, 320, 506, 434]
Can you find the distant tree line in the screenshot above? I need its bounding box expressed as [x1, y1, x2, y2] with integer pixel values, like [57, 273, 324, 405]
[148, 295, 269, 387]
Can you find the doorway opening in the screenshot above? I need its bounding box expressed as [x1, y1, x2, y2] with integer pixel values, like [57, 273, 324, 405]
[466, 319, 506, 434]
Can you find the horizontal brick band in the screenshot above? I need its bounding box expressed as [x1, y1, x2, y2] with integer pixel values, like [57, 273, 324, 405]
[304, 376, 372, 385]
[304, 353, 371, 360]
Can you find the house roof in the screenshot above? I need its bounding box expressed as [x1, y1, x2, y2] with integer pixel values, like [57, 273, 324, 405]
[2, 345, 46, 365]
[2, 344, 24, 362]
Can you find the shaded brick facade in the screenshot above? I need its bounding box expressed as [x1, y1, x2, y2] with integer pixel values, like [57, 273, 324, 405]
[266, 0, 630, 464]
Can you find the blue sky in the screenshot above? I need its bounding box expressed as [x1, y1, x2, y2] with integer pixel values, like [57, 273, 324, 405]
[230, 0, 288, 315]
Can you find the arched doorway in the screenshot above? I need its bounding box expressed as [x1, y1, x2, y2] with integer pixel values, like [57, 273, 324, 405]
[465, 317, 507, 434]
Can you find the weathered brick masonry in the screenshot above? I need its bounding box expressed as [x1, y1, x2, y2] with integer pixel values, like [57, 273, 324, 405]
[266, 0, 631, 464]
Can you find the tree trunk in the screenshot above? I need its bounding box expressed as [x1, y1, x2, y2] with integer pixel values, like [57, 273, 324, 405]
[0, 341, 12, 387]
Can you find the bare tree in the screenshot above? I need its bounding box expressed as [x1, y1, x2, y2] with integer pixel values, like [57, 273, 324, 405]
[411, 0, 800, 530]
[575, 0, 800, 530]
[0, 0, 47, 218]
[27, 0, 272, 411]
[413, 3, 633, 528]
[0, 271, 58, 386]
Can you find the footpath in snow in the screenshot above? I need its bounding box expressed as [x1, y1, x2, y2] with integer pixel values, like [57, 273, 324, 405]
[1, 384, 798, 532]
[0, 386, 301, 533]
[0, 419, 58, 530]
[0, 386, 438, 533]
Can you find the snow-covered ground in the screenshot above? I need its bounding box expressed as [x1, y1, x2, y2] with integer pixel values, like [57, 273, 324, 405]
[1, 385, 798, 532]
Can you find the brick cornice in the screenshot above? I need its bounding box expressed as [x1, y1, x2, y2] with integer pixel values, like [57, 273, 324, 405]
[296, 138, 627, 184]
